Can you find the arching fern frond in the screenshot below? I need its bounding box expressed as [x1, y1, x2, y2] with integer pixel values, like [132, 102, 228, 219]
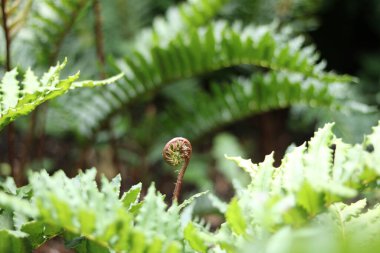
[0, 60, 122, 130]
[58, 21, 354, 136]
[158, 71, 347, 140]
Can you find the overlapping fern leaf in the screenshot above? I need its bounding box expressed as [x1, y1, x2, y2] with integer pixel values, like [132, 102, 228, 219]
[184, 122, 380, 253]
[0, 59, 122, 130]
[0, 168, 199, 252]
[0, 178, 33, 253]
[57, 20, 354, 137]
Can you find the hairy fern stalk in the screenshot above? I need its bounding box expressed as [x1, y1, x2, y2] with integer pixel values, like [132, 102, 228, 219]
[1, 122, 380, 252]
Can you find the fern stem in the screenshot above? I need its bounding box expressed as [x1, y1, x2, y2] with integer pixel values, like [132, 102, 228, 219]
[1, 0, 19, 184]
[93, 0, 106, 78]
[92, 0, 125, 189]
[35, 0, 87, 160]
[34, 1, 89, 163]
[162, 137, 192, 203]
[1, 0, 11, 70]
[49, 1, 87, 64]
[172, 157, 190, 202]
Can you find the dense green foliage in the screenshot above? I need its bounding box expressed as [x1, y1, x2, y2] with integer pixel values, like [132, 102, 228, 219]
[62, 20, 353, 137]
[0, 0, 362, 187]
[51, 1, 354, 139]
[0, 0, 379, 252]
[1, 123, 380, 252]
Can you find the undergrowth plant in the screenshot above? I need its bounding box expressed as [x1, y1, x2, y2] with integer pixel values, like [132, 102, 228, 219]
[1, 122, 380, 252]
[1, 0, 366, 192]
[34, 0, 364, 192]
[0, 59, 122, 130]
[1, 0, 378, 252]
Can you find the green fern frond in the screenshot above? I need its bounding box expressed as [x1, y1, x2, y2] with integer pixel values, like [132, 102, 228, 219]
[158, 71, 347, 140]
[225, 123, 364, 219]
[227, 123, 368, 203]
[326, 199, 380, 252]
[0, 60, 122, 130]
[59, 21, 354, 136]
[208, 122, 380, 249]
[329, 199, 367, 237]
[344, 203, 380, 248]
[0, 169, 206, 252]
[183, 122, 380, 252]
[135, 184, 182, 242]
[0, 178, 35, 252]
[70, 73, 124, 89]
[2, 123, 380, 252]
[0, 59, 78, 129]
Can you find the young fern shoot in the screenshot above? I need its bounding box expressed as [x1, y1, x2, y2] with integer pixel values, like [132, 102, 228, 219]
[162, 137, 192, 203]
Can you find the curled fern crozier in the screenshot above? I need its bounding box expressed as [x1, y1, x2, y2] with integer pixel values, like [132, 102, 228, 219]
[163, 137, 192, 202]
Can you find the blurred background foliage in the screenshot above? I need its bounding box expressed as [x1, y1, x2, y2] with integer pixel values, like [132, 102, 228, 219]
[0, 0, 379, 209]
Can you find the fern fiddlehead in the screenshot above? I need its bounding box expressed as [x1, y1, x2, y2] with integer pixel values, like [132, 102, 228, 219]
[162, 137, 192, 202]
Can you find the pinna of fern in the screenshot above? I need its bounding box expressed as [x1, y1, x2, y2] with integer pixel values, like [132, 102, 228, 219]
[0, 59, 123, 130]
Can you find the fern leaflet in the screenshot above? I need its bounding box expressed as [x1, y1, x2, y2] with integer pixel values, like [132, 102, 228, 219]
[0, 60, 122, 129]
